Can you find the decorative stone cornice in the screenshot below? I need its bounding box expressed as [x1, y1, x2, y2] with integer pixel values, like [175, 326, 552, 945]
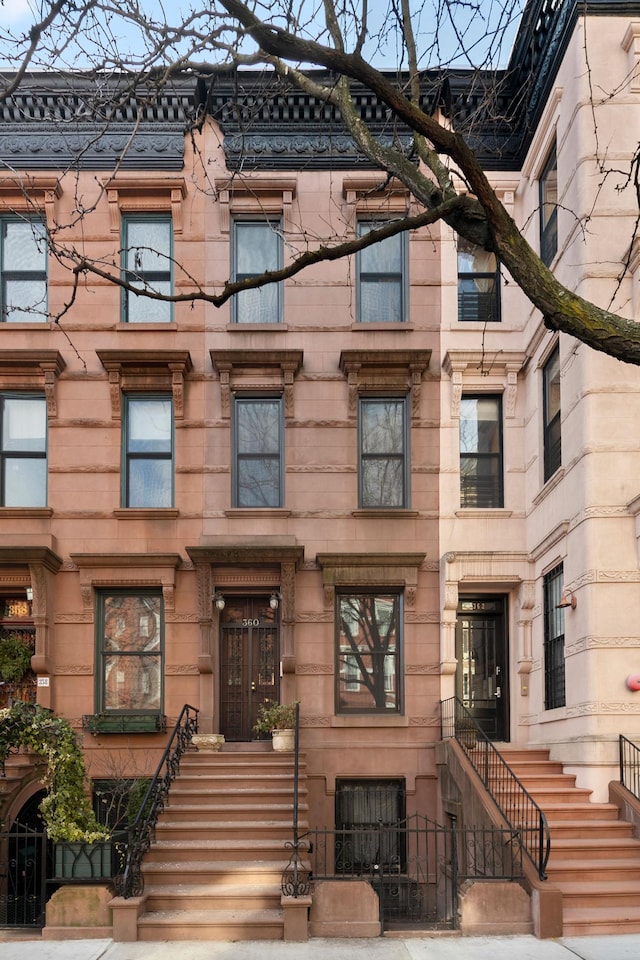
[103, 176, 187, 232]
[97, 349, 192, 419]
[211, 349, 303, 419]
[339, 349, 430, 418]
[0, 350, 66, 418]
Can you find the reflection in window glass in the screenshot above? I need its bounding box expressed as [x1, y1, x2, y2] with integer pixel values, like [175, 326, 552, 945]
[336, 594, 401, 713]
[0, 395, 47, 506]
[234, 397, 283, 507]
[99, 594, 163, 713]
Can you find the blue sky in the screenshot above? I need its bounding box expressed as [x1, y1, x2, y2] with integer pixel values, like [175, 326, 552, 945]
[1, 0, 524, 72]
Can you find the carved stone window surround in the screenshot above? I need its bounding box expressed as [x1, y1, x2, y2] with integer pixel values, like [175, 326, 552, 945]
[97, 349, 192, 419]
[0, 350, 66, 418]
[342, 175, 411, 221]
[442, 350, 527, 420]
[215, 176, 297, 233]
[339, 349, 430, 419]
[316, 552, 425, 609]
[0, 176, 62, 226]
[69, 552, 182, 618]
[103, 177, 187, 233]
[211, 349, 303, 420]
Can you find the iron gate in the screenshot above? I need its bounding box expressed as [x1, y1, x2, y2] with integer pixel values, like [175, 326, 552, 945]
[0, 826, 48, 929]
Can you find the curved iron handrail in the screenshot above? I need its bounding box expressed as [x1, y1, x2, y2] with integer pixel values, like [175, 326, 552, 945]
[441, 697, 550, 880]
[112, 703, 198, 898]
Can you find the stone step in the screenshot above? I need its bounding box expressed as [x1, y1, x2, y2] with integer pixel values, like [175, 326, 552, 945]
[145, 881, 282, 912]
[136, 907, 284, 941]
[558, 880, 640, 908]
[154, 819, 306, 842]
[171, 774, 304, 792]
[549, 836, 640, 859]
[509, 786, 594, 805]
[141, 858, 290, 887]
[545, 858, 640, 883]
[160, 802, 307, 822]
[495, 773, 579, 790]
[546, 819, 634, 840]
[144, 838, 290, 863]
[536, 802, 621, 821]
[561, 905, 640, 937]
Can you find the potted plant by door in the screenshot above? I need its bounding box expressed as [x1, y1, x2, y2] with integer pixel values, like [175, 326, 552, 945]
[253, 701, 298, 752]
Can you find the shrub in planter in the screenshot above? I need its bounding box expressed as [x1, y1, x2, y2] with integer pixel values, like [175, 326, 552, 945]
[253, 700, 298, 736]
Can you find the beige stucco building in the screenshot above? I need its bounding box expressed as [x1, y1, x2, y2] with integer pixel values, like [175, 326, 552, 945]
[2, 0, 640, 939]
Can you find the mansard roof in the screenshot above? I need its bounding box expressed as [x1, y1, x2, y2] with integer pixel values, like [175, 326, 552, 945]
[1, 0, 639, 173]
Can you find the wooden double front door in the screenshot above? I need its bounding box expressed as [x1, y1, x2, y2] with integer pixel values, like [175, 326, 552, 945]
[219, 596, 280, 741]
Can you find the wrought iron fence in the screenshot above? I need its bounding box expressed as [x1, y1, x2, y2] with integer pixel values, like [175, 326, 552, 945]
[620, 735, 640, 801]
[112, 703, 198, 898]
[441, 697, 550, 880]
[298, 816, 522, 929]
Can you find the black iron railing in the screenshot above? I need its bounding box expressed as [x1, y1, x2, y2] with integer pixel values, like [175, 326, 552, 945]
[620, 735, 640, 801]
[441, 697, 550, 880]
[112, 703, 198, 898]
[281, 702, 311, 898]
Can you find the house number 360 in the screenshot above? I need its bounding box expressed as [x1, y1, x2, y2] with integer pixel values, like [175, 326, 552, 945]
[242, 618, 260, 626]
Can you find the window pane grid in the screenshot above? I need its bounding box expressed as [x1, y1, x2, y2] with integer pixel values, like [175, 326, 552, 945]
[234, 397, 283, 507]
[359, 398, 407, 508]
[1, 218, 47, 322]
[123, 217, 172, 323]
[544, 564, 566, 710]
[233, 221, 282, 323]
[459, 396, 503, 508]
[124, 397, 173, 508]
[543, 347, 561, 481]
[0, 395, 47, 506]
[357, 223, 405, 323]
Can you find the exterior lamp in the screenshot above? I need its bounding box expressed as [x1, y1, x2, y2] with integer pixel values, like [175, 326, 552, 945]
[213, 591, 225, 611]
[556, 588, 576, 610]
[26, 587, 33, 602]
[269, 592, 282, 610]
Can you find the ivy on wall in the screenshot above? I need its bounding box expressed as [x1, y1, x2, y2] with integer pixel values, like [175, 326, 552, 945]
[0, 700, 109, 842]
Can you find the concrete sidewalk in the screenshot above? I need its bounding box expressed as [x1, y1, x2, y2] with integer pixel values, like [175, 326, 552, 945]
[1, 935, 640, 960]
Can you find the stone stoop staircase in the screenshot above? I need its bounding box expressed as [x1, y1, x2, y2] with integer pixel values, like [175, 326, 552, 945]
[499, 746, 640, 936]
[137, 749, 308, 941]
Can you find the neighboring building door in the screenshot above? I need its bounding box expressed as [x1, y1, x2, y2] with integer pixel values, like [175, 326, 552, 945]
[455, 597, 508, 740]
[219, 596, 279, 741]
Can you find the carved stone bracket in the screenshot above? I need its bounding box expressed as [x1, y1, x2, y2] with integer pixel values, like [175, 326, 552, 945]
[97, 350, 192, 419]
[339, 350, 431, 418]
[0, 351, 66, 418]
[211, 350, 303, 420]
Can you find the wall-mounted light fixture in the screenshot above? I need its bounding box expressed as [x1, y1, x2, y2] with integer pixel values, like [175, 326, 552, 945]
[212, 591, 225, 611]
[25, 587, 33, 603]
[556, 587, 576, 610]
[270, 591, 282, 610]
